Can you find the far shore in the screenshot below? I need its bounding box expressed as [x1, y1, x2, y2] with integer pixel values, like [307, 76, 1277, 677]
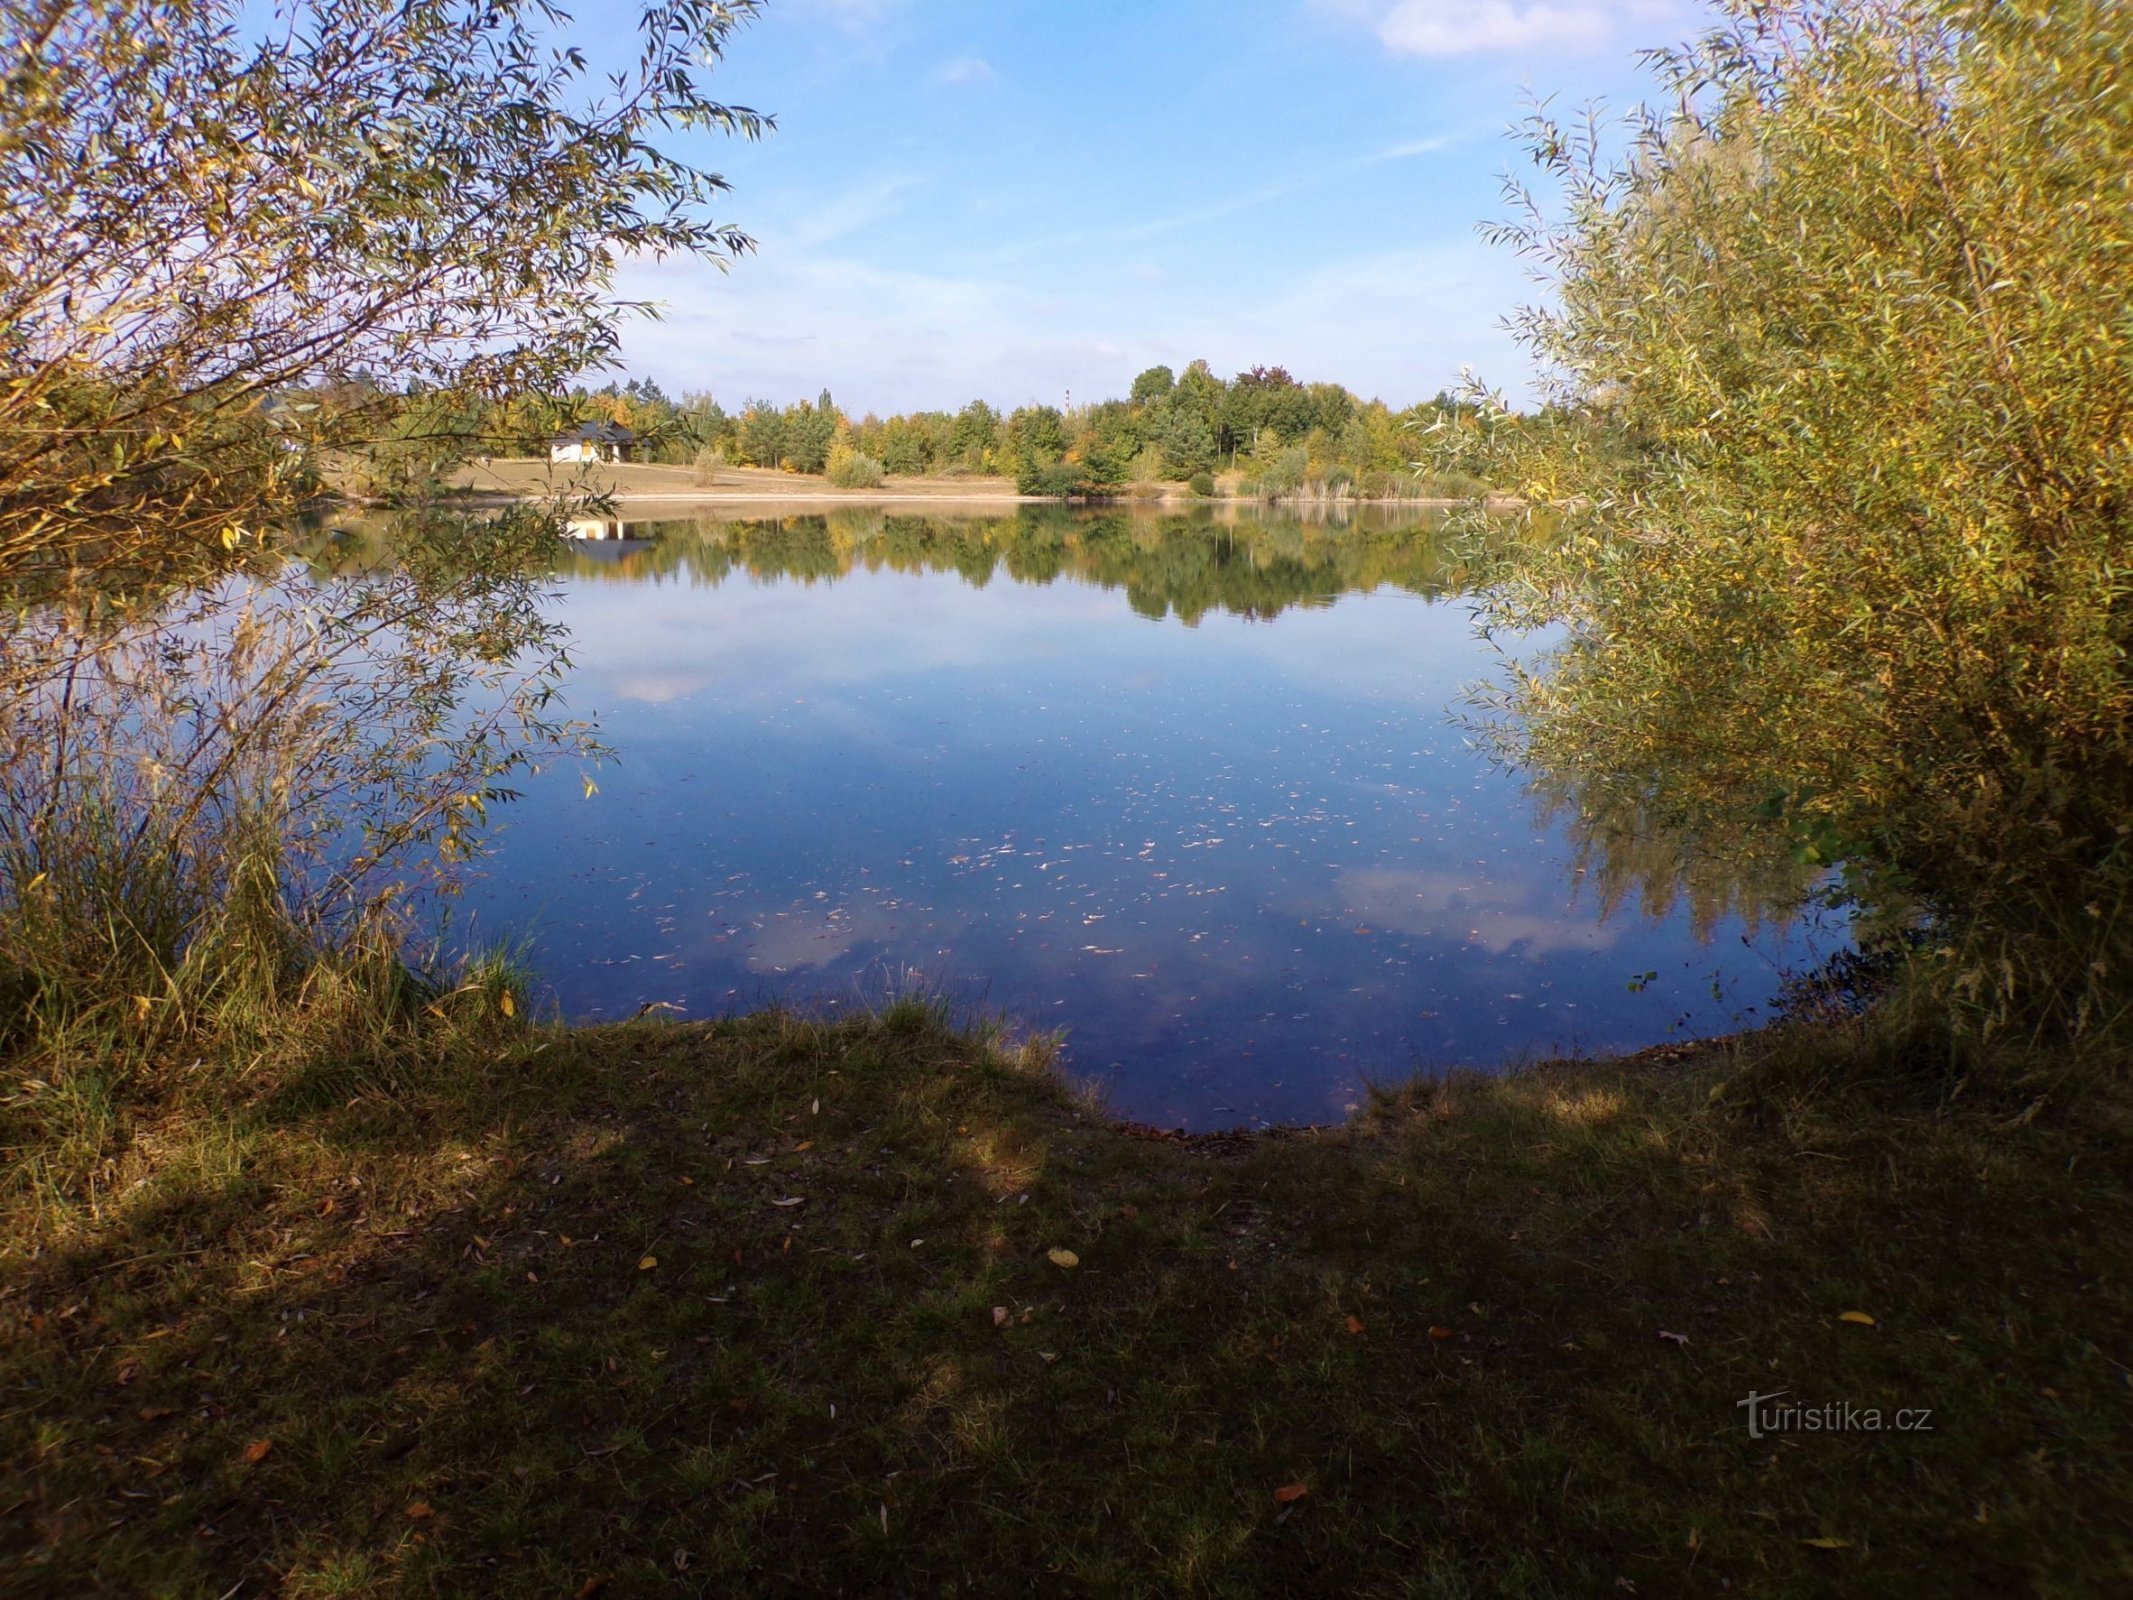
[436, 455, 1478, 512]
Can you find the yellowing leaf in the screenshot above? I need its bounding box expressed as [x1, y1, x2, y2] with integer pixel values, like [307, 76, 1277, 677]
[1799, 1537, 1852, 1550]
[406, 1501, 435, 1520]
[498, 991, 515, 1018]
[1273, 1483, 1309, 1504]
[243, 1438, 273, 1464]
[1838, 1310, 1877, 1326]
[637, 1255, 658, 1271]
[1046, 1247, 1079, 1269]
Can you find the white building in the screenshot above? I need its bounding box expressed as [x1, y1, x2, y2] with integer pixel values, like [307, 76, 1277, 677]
[549, 421, 636, 463]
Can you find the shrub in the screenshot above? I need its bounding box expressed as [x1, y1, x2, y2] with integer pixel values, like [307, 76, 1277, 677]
[1017, 460, 1089, 499]
[691, 445, 727, 486]
[824, 444, 885, 490]
[1188, 471, 1215, 498]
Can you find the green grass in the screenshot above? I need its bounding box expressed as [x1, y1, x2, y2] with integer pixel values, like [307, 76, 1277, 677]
[3, 1005, 2130, 1596]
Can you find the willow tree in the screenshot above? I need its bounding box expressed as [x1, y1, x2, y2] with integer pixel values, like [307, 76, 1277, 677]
[0, 1, 766, 1049]
[0, 0, 767, 586]
[1455, 0, 2133, 1033]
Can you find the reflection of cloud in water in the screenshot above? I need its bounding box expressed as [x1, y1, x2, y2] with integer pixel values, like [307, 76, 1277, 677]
[1333, 866, 1619, 955]
[607, 671, 710, 704]
[566, 572, 1118, 717]
[735, 901, 956, 975]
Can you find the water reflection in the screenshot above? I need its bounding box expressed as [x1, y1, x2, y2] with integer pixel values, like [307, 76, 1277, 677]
[434, 506, 1834, 1128]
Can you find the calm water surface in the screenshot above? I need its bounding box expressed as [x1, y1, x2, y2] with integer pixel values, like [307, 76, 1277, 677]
[456, 507, 1835, 1128]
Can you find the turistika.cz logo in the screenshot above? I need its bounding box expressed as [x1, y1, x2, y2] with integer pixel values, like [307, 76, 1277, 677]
[1738, 1390, 1934, 1440]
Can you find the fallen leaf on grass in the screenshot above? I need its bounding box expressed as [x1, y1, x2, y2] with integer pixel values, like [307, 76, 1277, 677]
[1427, 1326, 1453, 1341]
[243, 1438, 273, 1464]
[406, 1502, 434, 1520]
[992, 1306, 1010, 1328]
[771, 1196, 807, 1208]
[1047, 1247, 1079, 1269]
[1344, 1315, 1365, 1335]
[793, 1141, 814, 1152]
[1658, 1330, 1690, 1348]
[572, 1580, 610, 1600]
[637, 1256, 658, 1271]
[1799, 1537, 1852, 1549]
[1273, 1483, 1309, 1504]
[1838, 1310, 1877, 1326]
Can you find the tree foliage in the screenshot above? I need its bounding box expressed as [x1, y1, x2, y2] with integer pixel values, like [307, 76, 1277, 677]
[0, 0, 766, 587]
[1459, 0, 2133, 1032]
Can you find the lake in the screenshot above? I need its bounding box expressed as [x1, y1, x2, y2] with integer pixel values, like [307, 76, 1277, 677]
[452, 505, 1837, 1128]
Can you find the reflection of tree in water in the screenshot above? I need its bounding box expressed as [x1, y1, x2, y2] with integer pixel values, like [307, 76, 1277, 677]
[536, 505, 1467, 624]
[1530, 766, 1824, 945]
[2, 510, 595, 1023]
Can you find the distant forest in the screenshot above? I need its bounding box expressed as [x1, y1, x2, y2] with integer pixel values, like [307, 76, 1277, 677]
[475, 362, 1488, 499]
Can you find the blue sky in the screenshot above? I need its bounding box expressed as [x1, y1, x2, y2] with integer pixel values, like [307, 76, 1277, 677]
[591, 0, 1700, 412]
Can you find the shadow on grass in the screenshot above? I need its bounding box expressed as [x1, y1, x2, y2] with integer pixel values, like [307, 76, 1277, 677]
[4, 1011, 2131, 1596]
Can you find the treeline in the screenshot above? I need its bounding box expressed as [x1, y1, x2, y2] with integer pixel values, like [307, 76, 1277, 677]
[476, 363, 1489, 500]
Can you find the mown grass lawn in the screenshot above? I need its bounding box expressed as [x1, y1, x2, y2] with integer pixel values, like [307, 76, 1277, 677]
[4, 1005, 2129, 1596]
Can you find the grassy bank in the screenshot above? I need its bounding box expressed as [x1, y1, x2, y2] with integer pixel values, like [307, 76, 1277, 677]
[4, 1002, 2130, 1596]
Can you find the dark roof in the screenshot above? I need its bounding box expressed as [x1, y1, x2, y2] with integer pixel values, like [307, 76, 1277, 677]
[551, 420, 636, 444]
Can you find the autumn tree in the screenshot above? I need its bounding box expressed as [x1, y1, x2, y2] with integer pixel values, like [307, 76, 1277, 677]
[1459, 0, 2133, 1033]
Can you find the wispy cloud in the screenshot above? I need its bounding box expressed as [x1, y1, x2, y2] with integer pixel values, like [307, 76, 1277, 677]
[1002, 130, 1470, 258]
[932, 54, 995, 86]
[1320, 0, 1685, 59]
[785, 173, 928, 248]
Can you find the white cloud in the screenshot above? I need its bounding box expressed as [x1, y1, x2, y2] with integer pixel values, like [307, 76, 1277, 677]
[610, 229, 1533, 415]
[1322, 0, 1687, 59]
[932, 54, 995, 86]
